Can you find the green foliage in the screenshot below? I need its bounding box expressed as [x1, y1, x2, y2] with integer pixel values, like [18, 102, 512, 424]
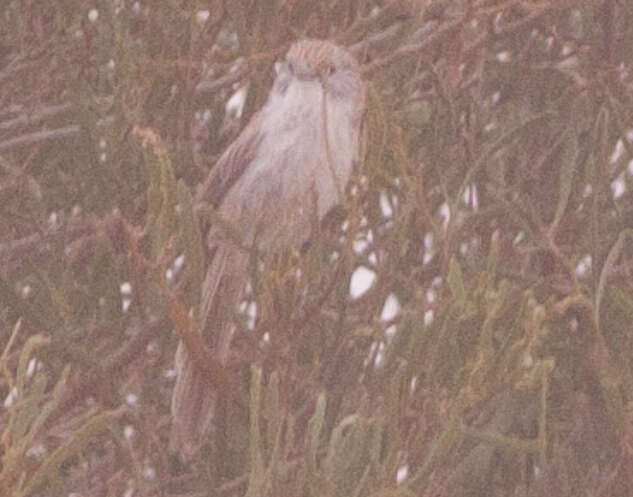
[0, 321, 125, 496]
[3, 1, 633, 496]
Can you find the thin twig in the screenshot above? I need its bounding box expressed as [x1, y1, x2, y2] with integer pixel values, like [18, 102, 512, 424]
[0, 103, 72, 132]
[195, 65, 248, 94]
[0, 125, 80, 152]
[362, 18, 463, 77]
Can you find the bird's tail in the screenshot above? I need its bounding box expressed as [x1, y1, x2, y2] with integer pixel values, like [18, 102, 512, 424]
[170, 340, 218, 461]
[170, 244, 247, 461]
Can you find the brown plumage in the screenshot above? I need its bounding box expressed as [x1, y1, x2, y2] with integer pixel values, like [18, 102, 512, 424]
[171, 39, 365, 461]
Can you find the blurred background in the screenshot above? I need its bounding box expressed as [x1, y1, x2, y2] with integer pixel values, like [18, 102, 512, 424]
[2, 0, 633, 495]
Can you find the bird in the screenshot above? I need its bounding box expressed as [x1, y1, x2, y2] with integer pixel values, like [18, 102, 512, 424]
[170, 39, 366, 461]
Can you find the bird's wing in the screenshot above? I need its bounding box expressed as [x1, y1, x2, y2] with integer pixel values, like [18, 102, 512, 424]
[171, 111, 262, 460]
[194, 110, 265, 208]
[171, 244, 249, 461]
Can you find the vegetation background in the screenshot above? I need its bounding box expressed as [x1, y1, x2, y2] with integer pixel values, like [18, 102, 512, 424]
[2, 0, 633, 495]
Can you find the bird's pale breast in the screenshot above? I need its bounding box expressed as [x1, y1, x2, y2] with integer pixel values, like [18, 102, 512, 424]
[219, 75, 360, 250]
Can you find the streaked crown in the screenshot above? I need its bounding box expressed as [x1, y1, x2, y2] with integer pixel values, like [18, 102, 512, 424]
[285, 39, 360, 80]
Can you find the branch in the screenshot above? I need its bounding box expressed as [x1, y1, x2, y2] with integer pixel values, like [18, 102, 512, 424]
[362, 17, 463, 77]
[0, 103, 72, 132]
[0, 125, 80, 152]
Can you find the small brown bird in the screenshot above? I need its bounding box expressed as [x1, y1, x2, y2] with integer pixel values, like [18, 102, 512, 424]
[171, 39, 365, 460]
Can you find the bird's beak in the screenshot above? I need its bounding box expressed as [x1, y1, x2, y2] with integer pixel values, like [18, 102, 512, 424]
[285, 59, 320, 82]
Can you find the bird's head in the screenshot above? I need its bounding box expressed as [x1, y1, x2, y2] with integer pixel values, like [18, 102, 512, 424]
[275, 39, 360, 82]
[283, 39, 360, 81]
[273, 39, 363, 102]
